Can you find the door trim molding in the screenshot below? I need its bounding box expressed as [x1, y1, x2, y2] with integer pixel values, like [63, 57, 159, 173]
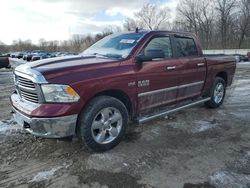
[138, 81, 204, 97]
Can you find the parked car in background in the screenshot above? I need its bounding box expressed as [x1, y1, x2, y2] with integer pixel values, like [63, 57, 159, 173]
[15, 52, 25, 59]
[23, 51, 43, 61]
[54, 52, 78, 57]
[0, 57, 10, 69]
[54, 52, 66, 57]
[62, 52, 79, 56]
[23, 54, 28, 60]
[31, 52, 51, 61]
[23, 53, 33, 61]
[2, 53, 11, 57]
[234, 54, 249, 62]
[10, 52, 17, 58]
[12, 30, 236, 152]
[247, 52, 250, 61]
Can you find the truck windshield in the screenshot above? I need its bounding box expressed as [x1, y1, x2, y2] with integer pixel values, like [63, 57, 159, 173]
[82, 33, 145, 59]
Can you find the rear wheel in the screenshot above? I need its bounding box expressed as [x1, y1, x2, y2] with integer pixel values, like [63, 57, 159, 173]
[77, 96, 128, 152]
[205, 77, 226, 108]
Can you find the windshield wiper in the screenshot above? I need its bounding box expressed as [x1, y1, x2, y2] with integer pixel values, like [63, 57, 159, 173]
[91, 53, 107, 58]
[92, 53, 122, 59]
[105, 53, 122, 59]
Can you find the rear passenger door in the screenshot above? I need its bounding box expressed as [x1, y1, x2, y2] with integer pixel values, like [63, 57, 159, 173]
[173, 36, 206, 102]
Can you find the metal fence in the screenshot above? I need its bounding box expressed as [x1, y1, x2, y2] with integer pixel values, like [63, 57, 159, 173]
[203, 49, 250, 55]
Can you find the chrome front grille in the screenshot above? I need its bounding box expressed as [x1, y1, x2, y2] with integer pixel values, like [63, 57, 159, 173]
[17, 76, 36, 89]
[15, 75, 39, 103]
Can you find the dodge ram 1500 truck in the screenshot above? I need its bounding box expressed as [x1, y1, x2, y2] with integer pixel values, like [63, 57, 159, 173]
[11, 31, 236, 151]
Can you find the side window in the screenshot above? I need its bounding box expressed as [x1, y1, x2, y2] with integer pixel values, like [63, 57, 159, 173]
[143, 37, 173, 59]
[175, 37, 198, 57]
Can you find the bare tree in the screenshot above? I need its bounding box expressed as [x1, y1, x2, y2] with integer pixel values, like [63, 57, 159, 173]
[176, 0, 200, 34]
[70, 34, 85, 52]
[196, 1, 215, 49]
[0, 41, 8, 53]
[237, 0, 250, 48]
[216, 0, 237, 48]
[103, 25, 122, 34]
[135, 4, 171, 30]
[11, 39, 34, 51]
[39, 38, 47, 51]
[175, 0, 214, 49]
[123, 18, 137, 31]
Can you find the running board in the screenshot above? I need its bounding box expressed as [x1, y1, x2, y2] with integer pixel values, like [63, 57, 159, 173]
[138, 98, 211, 124]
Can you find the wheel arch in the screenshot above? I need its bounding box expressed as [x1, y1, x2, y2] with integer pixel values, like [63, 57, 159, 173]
[216, 71, 228, 86]
[94, 89, 133, 117]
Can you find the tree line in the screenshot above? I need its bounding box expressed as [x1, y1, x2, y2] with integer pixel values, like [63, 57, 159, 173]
[0, 29, 113, 53]
[124, 0, 250, 49]
[1, 0, 249, 53]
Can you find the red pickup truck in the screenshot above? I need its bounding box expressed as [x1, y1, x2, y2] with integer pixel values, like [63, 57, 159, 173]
[11, 31, 236, 151]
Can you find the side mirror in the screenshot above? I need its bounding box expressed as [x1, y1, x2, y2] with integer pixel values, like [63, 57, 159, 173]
[135, 49, 165, 64]
[135, 54, 151, 64]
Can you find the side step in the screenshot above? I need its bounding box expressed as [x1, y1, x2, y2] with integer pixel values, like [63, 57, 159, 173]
[138, 97, 211, 124]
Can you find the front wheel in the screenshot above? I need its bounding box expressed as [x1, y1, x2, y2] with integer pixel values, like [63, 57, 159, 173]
[77, 96, 128, 152]
[205, 77, 226, 108]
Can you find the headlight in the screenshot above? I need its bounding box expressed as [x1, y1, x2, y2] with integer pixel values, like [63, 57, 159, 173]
[41, 84, 80, 103]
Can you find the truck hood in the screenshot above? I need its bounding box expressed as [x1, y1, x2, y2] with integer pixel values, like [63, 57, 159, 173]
[15, 55, 120, 83]
[30, 55, 117, 71]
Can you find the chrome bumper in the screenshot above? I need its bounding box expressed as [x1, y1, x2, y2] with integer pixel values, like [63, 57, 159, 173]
[12, 108, 77, 138]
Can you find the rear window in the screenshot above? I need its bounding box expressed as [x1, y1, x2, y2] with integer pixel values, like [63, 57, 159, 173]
[175, 37, 198, 57]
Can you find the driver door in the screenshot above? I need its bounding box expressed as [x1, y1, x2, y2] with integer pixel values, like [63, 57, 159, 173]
[136, 35, 180, 113]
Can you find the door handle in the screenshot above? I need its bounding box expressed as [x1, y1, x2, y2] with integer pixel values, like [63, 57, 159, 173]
[197, 63, 205, 67]
[166, 66, 176, 70]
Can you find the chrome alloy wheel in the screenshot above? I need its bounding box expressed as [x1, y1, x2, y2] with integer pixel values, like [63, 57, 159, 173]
[91, 107, 123, 144]
[214, 82, 224, 104]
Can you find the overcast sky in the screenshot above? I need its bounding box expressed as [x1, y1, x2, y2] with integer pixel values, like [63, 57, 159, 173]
[0, 0, 178, 44]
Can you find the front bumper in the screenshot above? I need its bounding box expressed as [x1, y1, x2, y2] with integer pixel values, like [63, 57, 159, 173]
[11, 93, 78, 138]
[12, 108, 77, 138]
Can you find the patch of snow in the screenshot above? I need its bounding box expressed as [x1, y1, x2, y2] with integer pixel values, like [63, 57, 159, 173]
[192, 120, 217, 133]
[91, 153, 116, 161]
[230, 110, 250, 120]
[87, 153, 124, 172]
[209, 171, 234, 185]
[123, 163, 129, 167]
[30, 166, 63, 182]
[238, 61, 250, 65]
[209, 170, 250, 188]
[0, 119, 22, 135]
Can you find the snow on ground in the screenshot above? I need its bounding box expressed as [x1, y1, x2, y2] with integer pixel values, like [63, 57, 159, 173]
[30, 166, 63, 182]
[30, 162, 72, 182]
[238, 61, 250, 65]
[192, 120, 218, 133]
[9, 58, 26, 69]
[209, 171, 250, 188]
[0, 119, 22, 135]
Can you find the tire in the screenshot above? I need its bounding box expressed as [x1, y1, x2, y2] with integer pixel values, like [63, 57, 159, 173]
[205, 77, 226, 108]
[77, 96, 128, 152]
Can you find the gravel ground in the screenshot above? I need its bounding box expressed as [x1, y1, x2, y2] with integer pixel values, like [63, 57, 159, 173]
[0, 59, 250, 188]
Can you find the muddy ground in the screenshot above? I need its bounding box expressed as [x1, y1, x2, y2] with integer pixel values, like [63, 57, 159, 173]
[0, 59, 250, 188]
